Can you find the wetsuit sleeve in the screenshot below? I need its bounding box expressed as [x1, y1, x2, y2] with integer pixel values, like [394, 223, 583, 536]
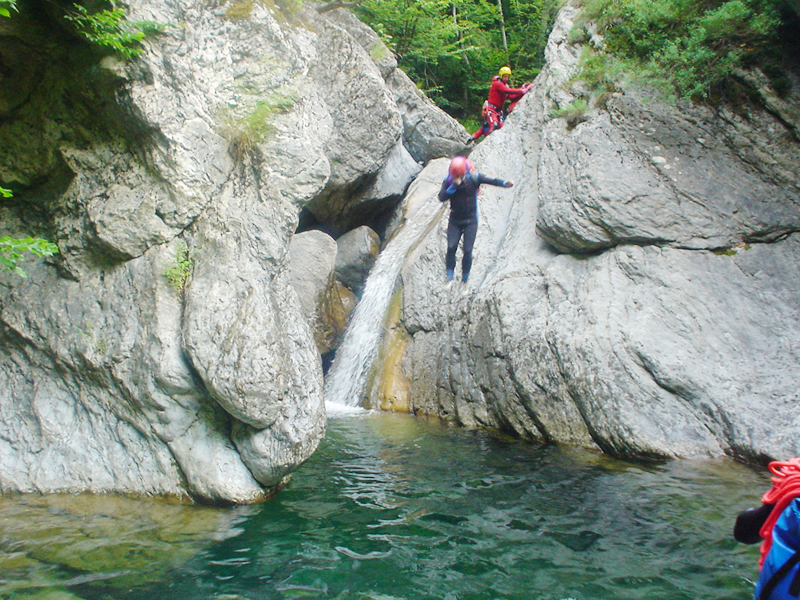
[439, 177, 454, 202]
[477, 174, 511, 188]
[734, 503, 775, 544]
[495, 79, 527, 98]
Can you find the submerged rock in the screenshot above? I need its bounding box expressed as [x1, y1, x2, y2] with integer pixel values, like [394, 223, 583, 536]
[0, 493, 239, 590]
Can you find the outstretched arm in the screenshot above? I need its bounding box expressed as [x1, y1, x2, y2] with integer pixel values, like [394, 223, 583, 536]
[494, 79, 528, 98]
[478, 174, 514, 188]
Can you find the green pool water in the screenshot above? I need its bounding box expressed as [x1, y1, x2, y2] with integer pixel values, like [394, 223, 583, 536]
[0, 411, 769, 600]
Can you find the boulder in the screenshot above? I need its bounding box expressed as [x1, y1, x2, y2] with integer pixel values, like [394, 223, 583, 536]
[288, 230, 356, 354]
[288, 230, 339, 320]
[325, 8, 472, 164]
[335, 225, 381, 295]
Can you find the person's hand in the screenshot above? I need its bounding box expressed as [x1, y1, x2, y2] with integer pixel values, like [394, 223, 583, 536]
[504, 179, 514, 188]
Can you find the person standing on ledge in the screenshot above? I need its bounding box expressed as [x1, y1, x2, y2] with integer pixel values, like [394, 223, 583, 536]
[471, 66, 532, 142]
[438, 156, 513, 284]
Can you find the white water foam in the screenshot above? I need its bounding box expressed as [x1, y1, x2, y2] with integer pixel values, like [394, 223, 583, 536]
[324, 401, 368, 417]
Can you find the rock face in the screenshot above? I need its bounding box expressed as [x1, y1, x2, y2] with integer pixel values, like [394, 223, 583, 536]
[372, 2, 800, 461]
[0, 1, 467, 501]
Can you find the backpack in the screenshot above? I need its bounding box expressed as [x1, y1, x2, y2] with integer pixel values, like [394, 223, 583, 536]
[756, 499, 800, 600]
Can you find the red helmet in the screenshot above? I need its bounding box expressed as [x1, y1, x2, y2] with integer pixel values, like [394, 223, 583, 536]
[449, 156, 472, 178]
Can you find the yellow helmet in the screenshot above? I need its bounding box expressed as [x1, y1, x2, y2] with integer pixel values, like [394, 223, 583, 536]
[498, 66, 512, 77]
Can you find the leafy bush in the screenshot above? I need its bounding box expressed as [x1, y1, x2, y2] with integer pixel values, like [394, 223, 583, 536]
[0, 0, 16, 18]
[0, 237, 59, 279]
[64, 3, 167, 59]
[163, 242, 192, 295]
[575, 0, 784, 100]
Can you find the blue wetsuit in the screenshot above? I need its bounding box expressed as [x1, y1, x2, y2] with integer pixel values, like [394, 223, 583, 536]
[438, 171, 507, 282]
[755, 498, 800, 600]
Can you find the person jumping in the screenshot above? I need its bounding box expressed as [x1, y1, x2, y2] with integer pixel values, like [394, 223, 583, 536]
[438, 156, 513, 284]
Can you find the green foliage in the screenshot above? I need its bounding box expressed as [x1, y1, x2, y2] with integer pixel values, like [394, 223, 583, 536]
[355, 0, 561, 118]
[220, 92, 297, 160]
[226, 0, 254, 20]
[714, 241, 751, 255]
[0, 237, 59, 279]
[275, 0, 303, 16]
[163, 242, 192, 295]
[225, 0, 303, 20]
[0, 186, 60, 280]
[458, 113, 483, 135]
[550, 97, 589, 127]
[0, 0, 17, 18]
[574, 0, 784, 100]
[64, 3, 167, 59]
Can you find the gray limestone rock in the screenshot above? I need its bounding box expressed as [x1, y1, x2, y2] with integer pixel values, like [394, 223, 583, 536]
[323, 8, 398, 79]
[325, 7, 471, 164]
[335, 225, 381, 294]
[386, 68, 473, 164]
[0, 0, 460, 501]
[289, 230, 339, 321]
[376, 1, 800, 461]
[341, 140, 423, 232]
[288, 230, 355, 354]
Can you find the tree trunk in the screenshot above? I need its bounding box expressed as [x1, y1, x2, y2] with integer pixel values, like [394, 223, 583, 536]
[453, 3, 471, 69]
[496, 0, 508, 52]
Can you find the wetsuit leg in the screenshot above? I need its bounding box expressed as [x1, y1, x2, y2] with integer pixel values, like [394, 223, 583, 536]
[446, 219, 464, 275]
[471, 123, 487, 140]
[461, 220, 478, 281]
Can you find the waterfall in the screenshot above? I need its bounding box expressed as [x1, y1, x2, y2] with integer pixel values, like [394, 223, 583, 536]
[324, 166, 447, 412]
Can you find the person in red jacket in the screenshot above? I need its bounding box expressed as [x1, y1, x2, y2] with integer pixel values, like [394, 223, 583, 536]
[471, 66, 531, 141]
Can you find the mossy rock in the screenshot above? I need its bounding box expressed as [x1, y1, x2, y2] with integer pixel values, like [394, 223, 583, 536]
[0, 494, 232, 589]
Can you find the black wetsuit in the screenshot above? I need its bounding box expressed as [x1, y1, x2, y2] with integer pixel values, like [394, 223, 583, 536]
[438, 171, 507, 281]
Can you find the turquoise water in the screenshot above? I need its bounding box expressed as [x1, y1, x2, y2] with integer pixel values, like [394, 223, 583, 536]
[0, 412, 769, 600]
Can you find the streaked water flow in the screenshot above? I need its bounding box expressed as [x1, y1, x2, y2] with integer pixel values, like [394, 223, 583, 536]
[324, 179, 445, 409]
[0, 412, 767, 600]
